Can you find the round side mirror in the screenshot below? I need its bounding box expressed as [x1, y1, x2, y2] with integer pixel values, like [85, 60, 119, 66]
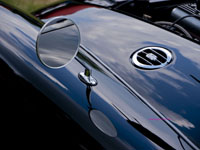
[36, 17, 80, 68]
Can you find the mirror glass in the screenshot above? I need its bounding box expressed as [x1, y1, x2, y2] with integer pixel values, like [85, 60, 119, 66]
[36, 17, 80, 68]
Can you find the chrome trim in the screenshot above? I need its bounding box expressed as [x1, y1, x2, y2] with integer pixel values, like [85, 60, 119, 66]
[78, 69, 97, 86]
[36, 16, 80, 69]
[131, 47, 173, 69]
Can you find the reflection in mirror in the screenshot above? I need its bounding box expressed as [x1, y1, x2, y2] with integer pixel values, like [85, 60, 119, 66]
[36, 17, 80, 68]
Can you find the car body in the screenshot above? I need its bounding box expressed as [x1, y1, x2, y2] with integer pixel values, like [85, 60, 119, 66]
[0, 0, 200, 149]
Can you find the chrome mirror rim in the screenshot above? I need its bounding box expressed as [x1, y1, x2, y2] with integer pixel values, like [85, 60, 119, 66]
[36, 16, 80, 69]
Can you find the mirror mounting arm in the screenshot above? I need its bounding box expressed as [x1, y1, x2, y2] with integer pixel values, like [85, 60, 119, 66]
[78, 68, 98, 86]
[76, 56, 98, 86]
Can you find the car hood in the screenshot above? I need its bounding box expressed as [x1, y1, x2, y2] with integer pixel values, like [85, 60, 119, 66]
[69, 8, 200, 146]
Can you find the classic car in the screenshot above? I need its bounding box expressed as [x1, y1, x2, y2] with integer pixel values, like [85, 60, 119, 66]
[0, 0, 200, 149]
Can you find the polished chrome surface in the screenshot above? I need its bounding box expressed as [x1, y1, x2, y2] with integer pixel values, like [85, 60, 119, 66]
[131, 47, 173, 69]
[78, 69, 97, 86]
[36, 17, 80, 68]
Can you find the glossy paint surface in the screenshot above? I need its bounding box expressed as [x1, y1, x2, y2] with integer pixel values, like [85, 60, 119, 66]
[0, 4, 199, 149]
[67, 7, 200, 147]
[33, 1, 94, 19]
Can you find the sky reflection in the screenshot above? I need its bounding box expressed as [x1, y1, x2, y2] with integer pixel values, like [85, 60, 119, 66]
[69, 7, 200, 146]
